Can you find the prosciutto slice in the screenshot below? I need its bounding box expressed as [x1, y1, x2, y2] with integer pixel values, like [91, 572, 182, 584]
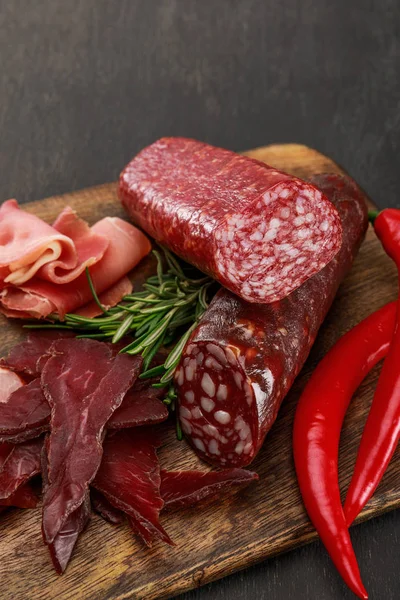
[41, 339, 141, 545]
[92, 429, 173, 547]
[0, 201, 107, 286]
[0, 216, 151, 319]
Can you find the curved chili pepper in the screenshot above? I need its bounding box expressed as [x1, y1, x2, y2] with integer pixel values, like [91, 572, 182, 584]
[344, 209, 400, 525]
[293, 301, 396, 599]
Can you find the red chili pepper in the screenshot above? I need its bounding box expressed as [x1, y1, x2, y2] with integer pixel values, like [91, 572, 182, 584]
[344, 209, 400, 525]
[293, 301, 395, 599]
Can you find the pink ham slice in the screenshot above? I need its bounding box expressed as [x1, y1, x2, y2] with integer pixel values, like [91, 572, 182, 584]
[0, 216, 151, 319]
[0, 201, 107, 286]
[0, 367, 24, 400]
[38, 207, 108, 283]
[75, 275, 133, 318]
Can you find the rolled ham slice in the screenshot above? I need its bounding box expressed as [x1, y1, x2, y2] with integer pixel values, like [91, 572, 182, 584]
[0, 216, 151, 319]
[39, 207, 108, 284]
[0, 201, 107, 286]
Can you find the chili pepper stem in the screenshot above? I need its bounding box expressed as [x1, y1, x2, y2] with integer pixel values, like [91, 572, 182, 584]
[368, 210, 380, 224]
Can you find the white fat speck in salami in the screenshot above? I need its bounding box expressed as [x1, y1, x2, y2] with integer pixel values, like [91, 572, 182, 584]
[217, 384, 228, 400]
[201, 373, 216, 397]
[193, 438, 205, 452]
[214, 410, 231, 425]
[200, 397, 215, 412]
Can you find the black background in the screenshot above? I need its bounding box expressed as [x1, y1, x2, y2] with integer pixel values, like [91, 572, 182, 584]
[1, 1, 399, 598]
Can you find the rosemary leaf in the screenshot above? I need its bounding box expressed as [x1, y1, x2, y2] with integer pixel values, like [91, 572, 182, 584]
[85, 267, 109, 315]
[112, 313, 136, 343]
[139, 364, 166, 379]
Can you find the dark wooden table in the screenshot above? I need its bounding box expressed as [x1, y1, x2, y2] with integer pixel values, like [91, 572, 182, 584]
[1, 1, 399, 598]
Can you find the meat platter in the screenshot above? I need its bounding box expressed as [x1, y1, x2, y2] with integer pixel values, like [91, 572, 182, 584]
[0, 143, 398, 600]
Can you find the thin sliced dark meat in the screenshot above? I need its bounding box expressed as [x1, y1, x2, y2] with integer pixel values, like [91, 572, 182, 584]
[160, 469, 258, 509]
[0, 482, 39, 509]
[41, 439, 90, 574]
[93, 429, 173, 547]
[0, 331, 74, 377]
[0, 378, 50, 436]
[41, 338, 141, 544]
[91, 489, 124, 525]
[107, 380, 168, 429]
[0, 424, 49, 444]
[0, 369, 166, 442]
[0, 437, 43, 500]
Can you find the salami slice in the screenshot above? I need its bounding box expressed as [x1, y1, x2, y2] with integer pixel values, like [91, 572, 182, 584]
[119, 138, 342, 303]
[175, 174, 368, 467]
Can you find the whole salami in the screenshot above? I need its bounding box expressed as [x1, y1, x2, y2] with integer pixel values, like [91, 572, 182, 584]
[175, 174, 368, 468]
[119, 138, 342, 303]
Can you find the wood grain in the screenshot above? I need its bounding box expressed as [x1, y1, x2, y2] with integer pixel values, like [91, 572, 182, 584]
[0, 144, 398, 600]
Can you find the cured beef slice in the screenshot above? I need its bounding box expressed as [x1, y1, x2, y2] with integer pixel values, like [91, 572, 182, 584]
[41, 439, 90, 574]
[0, 350, 167, 442]
[41, 338, 141, 545]
[0, 438, 43, 500]
[0, 482, 39, 509]
[107, 379, 168, 429]
[119, 137, 342, 304]
[91, 489, 124, 525]
[175, 174, 368, 467]
[160, 469, 258, 509]
[0, 378, 49, 438]
[92, 429, 173, 547]
[0, 331, 73, 377]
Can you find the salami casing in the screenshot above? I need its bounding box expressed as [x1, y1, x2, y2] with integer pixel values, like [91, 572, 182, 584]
[175, 174, 368, 467]
[119, 138, 342, 303]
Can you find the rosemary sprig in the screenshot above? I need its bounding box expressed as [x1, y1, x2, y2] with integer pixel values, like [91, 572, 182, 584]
[25, 247, 216, 420]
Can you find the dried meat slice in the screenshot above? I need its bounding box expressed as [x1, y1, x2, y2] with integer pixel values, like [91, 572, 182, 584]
[0, 438, 43, 501]
[41, 439, 90, 573]
[0, 378, 50, 438]
[160, 468, 258, 509]
[41, 338, 141, 544]
[92, 429, 173, 547]
[0, 482, 39, 509]
[107, 380, 168, 429]
[119, 137, 342, 303]
[0, 331, 74, 377]
[91, 489, 124, 525]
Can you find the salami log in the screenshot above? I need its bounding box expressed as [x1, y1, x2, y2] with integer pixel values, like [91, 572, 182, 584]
[119, 138, 342, 303]
[175, 174, 368, 467]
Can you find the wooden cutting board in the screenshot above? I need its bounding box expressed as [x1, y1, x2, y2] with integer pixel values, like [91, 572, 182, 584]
[0, 144, 398, 600]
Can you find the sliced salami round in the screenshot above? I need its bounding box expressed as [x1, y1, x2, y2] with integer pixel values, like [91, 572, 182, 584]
[175, 174, 368, 467]
[119, 138, 342, 303]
